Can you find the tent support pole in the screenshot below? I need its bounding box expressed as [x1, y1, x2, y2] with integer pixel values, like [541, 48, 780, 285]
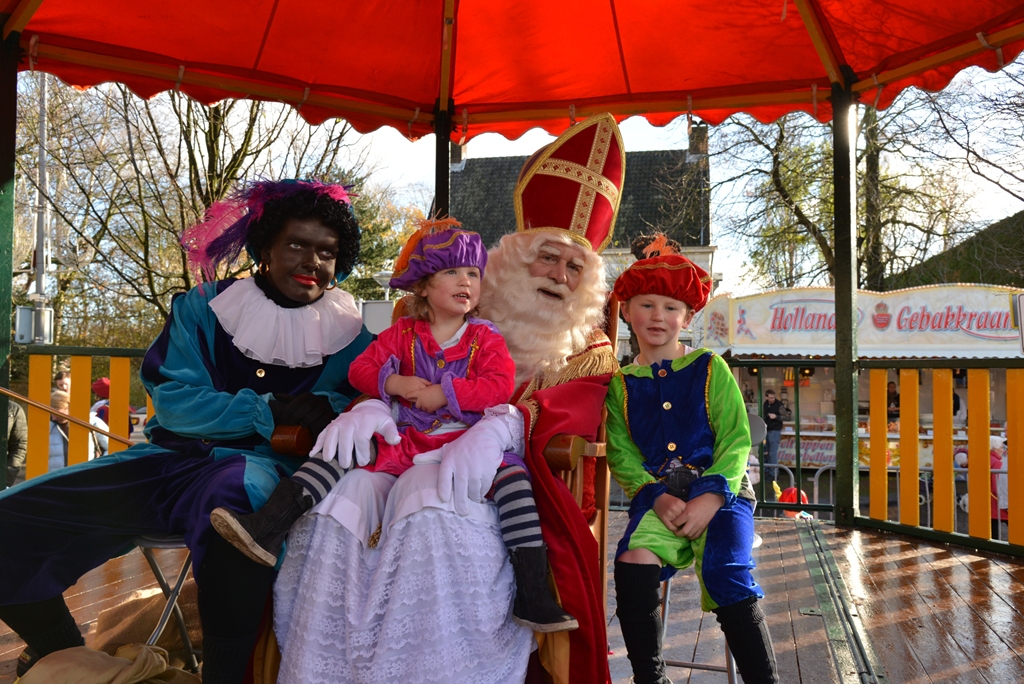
[832, 68, 859, 526]
[433, 100, 451, 218]
[0, 26, 18, 469]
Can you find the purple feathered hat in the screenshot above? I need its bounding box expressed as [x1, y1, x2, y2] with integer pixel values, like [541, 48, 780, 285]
[389, 218, 488, 292]
[180, 179, 353, 283]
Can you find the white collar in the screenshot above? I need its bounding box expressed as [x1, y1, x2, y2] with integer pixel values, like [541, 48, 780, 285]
[439, 320, 469, 349]
[209, 277, 363, 368]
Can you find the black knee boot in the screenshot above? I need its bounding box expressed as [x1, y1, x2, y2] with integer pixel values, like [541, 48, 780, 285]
[713, 597, 779, 684]
[210, 477, 313, 566]
[508, 545, 578, 632]
[0, 595, 85, 676]
[197, 535, 277, 684]
[615, 561, 671, 684]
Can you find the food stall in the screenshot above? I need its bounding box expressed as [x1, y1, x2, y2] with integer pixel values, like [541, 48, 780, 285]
[704, 284, 1023, 468]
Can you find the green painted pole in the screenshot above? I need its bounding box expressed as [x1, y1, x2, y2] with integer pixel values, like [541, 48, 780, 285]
[0, 26, 18, 486]
[832, 69, 860, 525]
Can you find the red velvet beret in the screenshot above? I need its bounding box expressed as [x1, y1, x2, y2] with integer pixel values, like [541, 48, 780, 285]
[613, 254, 712, 312]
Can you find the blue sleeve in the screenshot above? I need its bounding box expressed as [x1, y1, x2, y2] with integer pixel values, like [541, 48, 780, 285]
[312, 327, 374, 413]
[142, 283, 276, 441]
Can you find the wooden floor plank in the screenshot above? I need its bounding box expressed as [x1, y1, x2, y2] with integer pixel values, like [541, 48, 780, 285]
[831, 525, 1002, 683]
[0, 548, 187, 683]
[825, 526, 934, 684]
[779, 521, 841, 683]
[753, 521, 802, 682]
[876, 536, 997, 683]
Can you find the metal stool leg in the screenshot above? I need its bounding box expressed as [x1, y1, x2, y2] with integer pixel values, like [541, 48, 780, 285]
[725, 643, 738, 684]
[140, 548, 200, 673]
[661, 576, 732, 676]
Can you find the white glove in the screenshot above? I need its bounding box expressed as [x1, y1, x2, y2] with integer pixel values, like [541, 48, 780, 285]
[413, 405, 524, 516]
[311, 398, 401, 469]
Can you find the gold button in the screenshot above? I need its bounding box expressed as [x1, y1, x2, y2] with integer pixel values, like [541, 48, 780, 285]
[658, 369, 668, 377]
[437, 359, 446, 369]
[667, 442, 677, 451]
[256, 368, 266, 378]
[663, 402, 672, 410]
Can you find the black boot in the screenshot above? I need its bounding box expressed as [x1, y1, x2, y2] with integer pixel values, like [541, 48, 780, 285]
[16, 646, 40, 677]
[713, 597, 779, 684]
[210, 477, 313, 566]
[0, 596, 84, 676]
[508, 545, 579, 633]
[614, 561, 671, 684]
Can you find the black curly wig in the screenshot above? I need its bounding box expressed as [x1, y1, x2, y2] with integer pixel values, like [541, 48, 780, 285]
[246, 188, 361, 282]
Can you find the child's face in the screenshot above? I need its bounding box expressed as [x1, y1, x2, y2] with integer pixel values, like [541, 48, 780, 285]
[420, 267, 482, 320]
[623, 294, 694, 350]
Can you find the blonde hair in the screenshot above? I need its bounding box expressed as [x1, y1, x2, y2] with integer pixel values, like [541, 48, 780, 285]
[50, 390, 70, 421]
[402, 273, 481, 322]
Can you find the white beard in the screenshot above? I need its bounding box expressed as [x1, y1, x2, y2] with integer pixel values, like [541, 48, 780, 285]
[479, 234, 608, 386]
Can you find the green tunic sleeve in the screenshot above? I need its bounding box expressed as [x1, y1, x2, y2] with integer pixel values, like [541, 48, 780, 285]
[702, 354, 752, 496]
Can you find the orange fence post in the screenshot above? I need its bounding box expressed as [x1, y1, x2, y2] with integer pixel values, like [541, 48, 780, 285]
[967, 369, 991, 539]
[68, 356, 92, 465]
[932, 369, 955, 533]
[108, 357, 131, 453]
[869, 369, 888, 521]
[899, 369, 920, 527]
[25, 355, 52, 479]
[1008, 368, 1023, 546]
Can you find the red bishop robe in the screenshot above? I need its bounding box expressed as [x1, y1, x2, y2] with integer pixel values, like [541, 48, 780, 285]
[516, 330, 618, 684]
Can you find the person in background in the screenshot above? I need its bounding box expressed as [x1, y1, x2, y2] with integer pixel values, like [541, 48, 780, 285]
[53, 371, 70, 394]
[762, 389, 784, 497]
[990, 436, 1008, 540]
[47, 391, 105, 471]
[5, 401, 27, 488]
[90, 377, 132, 439]
[886, 381, 900, 421]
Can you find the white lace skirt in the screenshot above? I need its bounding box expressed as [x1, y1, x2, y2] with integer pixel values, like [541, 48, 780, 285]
[274, 467, 534, 684]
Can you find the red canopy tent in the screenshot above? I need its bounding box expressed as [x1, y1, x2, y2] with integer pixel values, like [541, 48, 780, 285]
[0, 0, 1022, 528]
[2, 0, 1023, 138]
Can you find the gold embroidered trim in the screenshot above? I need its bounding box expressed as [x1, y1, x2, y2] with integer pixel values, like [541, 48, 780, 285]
[628, 261, 701, 272]
[367, 523, 382, 549]
[633, 479, 659, 501]
[619, 373, 633, 446]
[519, 227, 593, 251]
[519, 398, 539, 436]
[536, 159, 620, 204]
[704, 354, 716, 440]
[409, 333, 417, 377]
[587, 117, 614, 172]
[421, 230, 466, 253]
[466, 334, 481, 372]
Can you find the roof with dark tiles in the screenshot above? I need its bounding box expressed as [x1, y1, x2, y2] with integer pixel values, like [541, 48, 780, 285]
[450, 148, 709, 251]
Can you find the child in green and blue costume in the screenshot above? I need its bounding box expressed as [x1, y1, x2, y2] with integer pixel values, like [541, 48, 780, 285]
[607, 237, 778, 684]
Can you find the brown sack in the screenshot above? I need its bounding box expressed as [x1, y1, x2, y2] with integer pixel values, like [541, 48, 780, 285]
[90, 580, 202, 670]
[19, 644, 200, 684]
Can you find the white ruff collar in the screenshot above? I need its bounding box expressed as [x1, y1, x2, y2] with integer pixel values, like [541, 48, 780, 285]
[208, 277, 363, 368]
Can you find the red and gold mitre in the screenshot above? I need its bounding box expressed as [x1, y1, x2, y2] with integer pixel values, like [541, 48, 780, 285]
[514, 113, 625, 253]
